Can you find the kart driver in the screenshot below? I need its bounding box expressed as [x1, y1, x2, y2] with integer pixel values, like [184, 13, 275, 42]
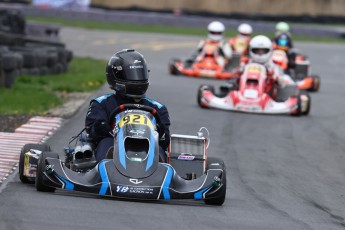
[193, 21, 232, 67]
[85, 49, 171, 162]
[274, 21, 291, 38]
[273, 22, 296, 69]
[238, 35, 292, 92]
[228, 23, 253, 56]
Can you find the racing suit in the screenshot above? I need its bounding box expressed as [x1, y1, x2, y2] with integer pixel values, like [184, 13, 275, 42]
[85, 92, 171, 162]
[228, 35, 251, 56]
[195, 39, 232, 67]
[273, 32, 296, 69]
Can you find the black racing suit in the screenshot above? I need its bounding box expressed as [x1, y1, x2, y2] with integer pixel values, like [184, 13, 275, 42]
[85, 92, 171, 162]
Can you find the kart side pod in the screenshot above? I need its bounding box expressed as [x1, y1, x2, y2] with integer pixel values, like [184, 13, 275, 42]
[168, 131, 208, 180]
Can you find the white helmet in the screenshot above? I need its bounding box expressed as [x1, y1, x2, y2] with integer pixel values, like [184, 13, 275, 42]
[238, 23, 252, 36]
[249, 35, 273, 64]
[207, 21, 225, 41]
[276, 22, 290, 33]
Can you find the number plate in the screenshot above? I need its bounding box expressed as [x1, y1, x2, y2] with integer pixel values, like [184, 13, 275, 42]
[118, 114, 153, 129]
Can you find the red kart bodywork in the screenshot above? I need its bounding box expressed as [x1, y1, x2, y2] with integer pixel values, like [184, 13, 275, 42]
[169, 43, 238, 80]
[198, 63, 310, 116]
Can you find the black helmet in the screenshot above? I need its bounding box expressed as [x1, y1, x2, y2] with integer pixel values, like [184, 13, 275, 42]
[106, 49, 149, 98]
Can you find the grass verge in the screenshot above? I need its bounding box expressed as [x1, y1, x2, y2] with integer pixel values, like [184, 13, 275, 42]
[0, 57, 106, 115]
[27, 16, 345, 43]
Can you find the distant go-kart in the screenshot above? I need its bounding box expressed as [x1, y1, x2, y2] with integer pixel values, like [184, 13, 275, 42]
[169, 42, 240, 80]
[197, 63, 311, 116]
[271, 49, 320, 92]
[19, 104, 227, 206]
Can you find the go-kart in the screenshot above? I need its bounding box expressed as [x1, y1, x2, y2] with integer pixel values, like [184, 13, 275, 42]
[169, 42, 239, 80]
[197, 63, 311, 116]
[19, 104, 227, 205]
[271, 49, 320, 92]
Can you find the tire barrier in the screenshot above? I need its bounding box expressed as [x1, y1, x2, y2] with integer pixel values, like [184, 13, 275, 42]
[0, 9, 73, 89]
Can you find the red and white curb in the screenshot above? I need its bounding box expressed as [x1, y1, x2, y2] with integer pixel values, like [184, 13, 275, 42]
[0, 116, 63, 184]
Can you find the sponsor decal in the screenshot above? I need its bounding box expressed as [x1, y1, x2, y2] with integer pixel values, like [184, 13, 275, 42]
[177, 154, 195, 161]
[24, 151, 40, 177]
[129, 129, 146, 135]
[129, 157, 143, 162]
[116, 186, 129, 193]
[116, 185, 154, 195]
[129, 178, 143, 185]
[129, 65, 144, 69]
[134, 60, 142, 64]
[114, 66, 122, 71]
[128, 187, 154, 194]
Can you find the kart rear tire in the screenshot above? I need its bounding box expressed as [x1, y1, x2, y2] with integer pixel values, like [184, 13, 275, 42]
[35, 152, 59, 192]
[19, 143, 51, 184]
[197, 85, 214, 108]
[169, 59, 180, 75]
[310, 74, 320, 92]
[204, 157, 226, 206]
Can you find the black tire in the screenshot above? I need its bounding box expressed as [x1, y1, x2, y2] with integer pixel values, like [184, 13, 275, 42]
[3, 69, 17, 89]
[19, 143, 51, 184]
[197, 85, 214, 108]
[35, 151, 59, 192]
[310, 74, 320, 92]
[2, 52, 18, 70]
[300, 92, 311, 116]
[169, 61, 179, 75]
[204, 157, 227, 206]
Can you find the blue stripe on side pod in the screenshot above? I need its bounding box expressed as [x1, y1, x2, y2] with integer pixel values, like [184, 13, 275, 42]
[118, 128, 126, 169]
[194, 185, 212, 200]
[146, 132, 155, 171]
[57, 175, 74, 190]
[99, 160, 110, 195]
[162, 165, 174, 200]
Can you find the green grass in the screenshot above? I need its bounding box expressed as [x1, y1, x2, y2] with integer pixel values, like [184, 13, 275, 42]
[27, 16, 345, 43]
[0, 57, 106, 114]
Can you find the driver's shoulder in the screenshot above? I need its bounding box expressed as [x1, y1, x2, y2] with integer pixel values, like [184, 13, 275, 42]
[92, 93, 115, 104]
[142, 97, 166, 110]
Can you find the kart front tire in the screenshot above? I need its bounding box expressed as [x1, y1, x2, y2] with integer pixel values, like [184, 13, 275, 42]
[19, 143, 51, 184]
[310, 74, 320, 92]
[35, 152, 59, 192]
[300, 92, 311, 116]
[197, 85, 214, 108]
[204, 157, 226, 206]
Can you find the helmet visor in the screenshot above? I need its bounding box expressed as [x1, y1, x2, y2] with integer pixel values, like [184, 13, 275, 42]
[251, 48, 270, 55]
[209, 31, 223, 35]
[118, 80, 149, 98]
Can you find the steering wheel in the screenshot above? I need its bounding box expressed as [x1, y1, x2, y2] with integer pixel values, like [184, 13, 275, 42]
[108, 104, 163, 131]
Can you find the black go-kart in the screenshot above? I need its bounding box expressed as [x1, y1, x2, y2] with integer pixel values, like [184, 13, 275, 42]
[19, 104, 226, 205]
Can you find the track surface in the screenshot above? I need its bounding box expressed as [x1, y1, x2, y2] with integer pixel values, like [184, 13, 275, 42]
[0, 28, 345, 230]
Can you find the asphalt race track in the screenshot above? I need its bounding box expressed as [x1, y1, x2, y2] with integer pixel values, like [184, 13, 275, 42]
[0, 27, 345, 230]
